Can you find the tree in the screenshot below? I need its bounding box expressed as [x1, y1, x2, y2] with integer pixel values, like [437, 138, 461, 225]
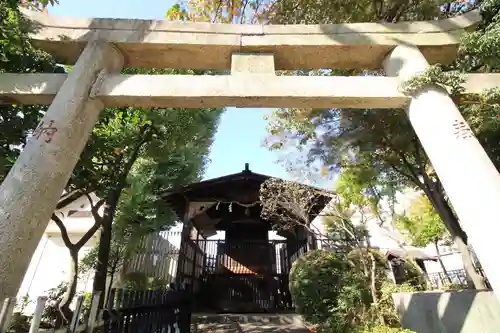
[397, 195, 452, 283]
[259, 177, 332, 238]
[47, 67, 222, 319]
[260, 177, 392, 324]
[259, 0, 496, 289]
[172, 0, 498, 290]
[166, 0, 460, 24]
[79, 157, 184, 301]
[1, 3, 223, 317]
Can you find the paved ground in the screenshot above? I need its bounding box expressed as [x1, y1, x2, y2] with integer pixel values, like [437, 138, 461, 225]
[193, 322, 311, 332]
[192, 313, 311, 333]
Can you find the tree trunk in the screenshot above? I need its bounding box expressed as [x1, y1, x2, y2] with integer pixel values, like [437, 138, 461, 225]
[423, 186, 487, 289]
[434, 240, 452, 284]
[368, 251, 385, 325]
[92, 135, 149, 308]
[59, 247, 78, 323]
[453, 236, 486, 289]
[92, 208, 114, 308]
[408, 259, 431, 290]
[105, 258, 119, 307]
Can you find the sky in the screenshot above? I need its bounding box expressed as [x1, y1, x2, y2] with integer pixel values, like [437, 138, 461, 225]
[47, 0, 294, 182]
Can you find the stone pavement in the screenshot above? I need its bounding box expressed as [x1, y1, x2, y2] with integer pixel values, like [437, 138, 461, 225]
[191, 313, 311, 333]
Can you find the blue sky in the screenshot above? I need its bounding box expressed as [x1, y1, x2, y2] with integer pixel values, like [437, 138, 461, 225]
[47, 0, 327, 185]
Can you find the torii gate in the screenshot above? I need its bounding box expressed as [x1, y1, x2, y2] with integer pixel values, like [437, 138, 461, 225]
[1, 8, 500, 302]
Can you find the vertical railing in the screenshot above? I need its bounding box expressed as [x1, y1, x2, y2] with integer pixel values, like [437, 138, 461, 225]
[103, 288, 191, 333]
[123, 231, 181, 284]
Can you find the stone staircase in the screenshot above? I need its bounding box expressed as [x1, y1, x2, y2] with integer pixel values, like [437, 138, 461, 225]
[191, 313, 312, 333]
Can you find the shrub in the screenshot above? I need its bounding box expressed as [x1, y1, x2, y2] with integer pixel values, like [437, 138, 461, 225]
[40, 283, 68, 329]
[122, 272, 149, 290]
[8, 296, 32, 333]
[442, 283, 465, 291]
[289, 249, 371, 333]
[376, 281, 416, 327]
[357, 324, 416, 333]
[150, 278, 169, 289]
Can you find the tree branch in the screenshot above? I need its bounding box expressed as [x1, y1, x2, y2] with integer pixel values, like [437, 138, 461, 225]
[75, 218, 104, 249]
[51, 213, 74, 250]
[383, 0, 410, 22]
[85, 193, 105, 223]
[239, 0, 250, 23]
[386, 161, 422, 189]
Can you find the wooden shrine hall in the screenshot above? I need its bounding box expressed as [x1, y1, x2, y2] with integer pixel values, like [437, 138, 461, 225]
[161, 164, 332, 313]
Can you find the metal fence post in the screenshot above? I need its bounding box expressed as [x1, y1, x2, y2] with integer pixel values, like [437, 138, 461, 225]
[28, 296, 47, 333]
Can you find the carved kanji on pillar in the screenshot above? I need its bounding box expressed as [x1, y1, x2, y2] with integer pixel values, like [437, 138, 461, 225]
[452, 119, 474, 140]
[32, 120, 58, 144]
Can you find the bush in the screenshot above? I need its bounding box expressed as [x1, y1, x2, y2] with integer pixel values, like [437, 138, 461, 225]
[150, 278, 169, 289]
[357, 324, 416, 333]
[40, 283, 68, 329]
[442, 282, 465, 291]
[376, 281, 416, 327]
[122, 272, 149, 290]
[289, 249, 371, 333]
[8, 296, 32, 333]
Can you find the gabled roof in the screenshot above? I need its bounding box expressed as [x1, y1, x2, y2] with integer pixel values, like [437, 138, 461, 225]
[160, 163, 334, 221]
[161, 165, 267, 199]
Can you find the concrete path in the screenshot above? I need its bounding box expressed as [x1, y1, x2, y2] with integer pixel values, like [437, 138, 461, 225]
[194, 322, 311, 332]
[192, 313, 311, 333]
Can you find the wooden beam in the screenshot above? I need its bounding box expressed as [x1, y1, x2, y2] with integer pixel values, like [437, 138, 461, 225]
[1, 73, 498, 109]
[21, 8, 480, 70]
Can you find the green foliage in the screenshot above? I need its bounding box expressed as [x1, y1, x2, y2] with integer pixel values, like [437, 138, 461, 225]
[40, 282, 68, 329]
[118, 272, 168, 290]
[173, 0, 454, 24]
[399, 65, 465, 96]
[289, 249, 371, 333]
[357, 325, 416, 333]
[122, 272, 149, 290]
[442, 282, 465, 291]
[80, 292, 93, 323]
[150, 278, 169, 289]
[71, 67, 222, 295]
[289, 249, 418, 333]
[459, 0, 500, 72]
[8, 296, 32, 333]
[70, 68, 223, 217]
[262, 0, 497, 292]
[376, 281, 417, 327]
[397, 195, 448, 247]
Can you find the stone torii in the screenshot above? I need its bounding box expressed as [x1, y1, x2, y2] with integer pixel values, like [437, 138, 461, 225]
[1, 8, 500, 302]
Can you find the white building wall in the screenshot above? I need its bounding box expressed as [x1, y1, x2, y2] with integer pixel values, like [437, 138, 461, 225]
[18, 194, 185, 313]
[17, 194, 101, 313]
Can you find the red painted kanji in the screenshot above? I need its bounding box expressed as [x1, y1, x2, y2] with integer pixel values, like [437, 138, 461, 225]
[452, 119, 473, 140]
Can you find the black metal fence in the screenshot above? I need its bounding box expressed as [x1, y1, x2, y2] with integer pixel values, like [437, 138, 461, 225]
[103, 288, 191, 333]
[428, 269, 491, 289]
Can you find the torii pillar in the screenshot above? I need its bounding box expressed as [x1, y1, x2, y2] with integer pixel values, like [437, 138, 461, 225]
[0, 41, 123, 302]
[384, 45, 500, 298]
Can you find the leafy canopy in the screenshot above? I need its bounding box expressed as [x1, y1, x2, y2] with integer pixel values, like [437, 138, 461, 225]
[397, 195, 449, 247]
